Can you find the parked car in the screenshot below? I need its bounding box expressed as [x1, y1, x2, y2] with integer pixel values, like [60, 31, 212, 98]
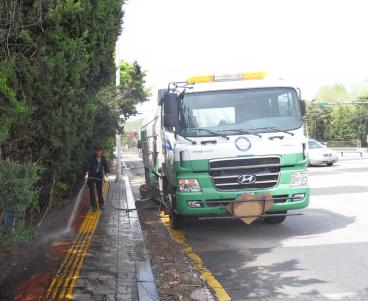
[307, 139, 338, 166]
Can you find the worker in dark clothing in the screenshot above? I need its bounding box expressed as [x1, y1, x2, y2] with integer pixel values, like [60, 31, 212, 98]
[85, 146, 109, 211]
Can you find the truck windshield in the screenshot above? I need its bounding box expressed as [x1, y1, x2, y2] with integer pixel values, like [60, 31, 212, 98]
[177, 87, 302, 137]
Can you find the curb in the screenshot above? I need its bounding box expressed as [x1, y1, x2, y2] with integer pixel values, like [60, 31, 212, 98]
[123, 174, 160, 301]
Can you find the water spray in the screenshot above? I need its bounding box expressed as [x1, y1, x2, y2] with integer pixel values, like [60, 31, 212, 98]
[66, 183, 87, 231]
[66, 176, 109, 231]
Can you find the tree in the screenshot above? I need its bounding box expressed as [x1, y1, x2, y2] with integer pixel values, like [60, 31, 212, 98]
[328, 105, 356, 141]
[351, 81, 368, 99]
[306, 105, 332, 141]
[91, 60, 149, 157]
[307, 83, 368, 145]
[352, 97, 368, 146]
[0, 0, 127, 240]
[316, 83, 353, 102]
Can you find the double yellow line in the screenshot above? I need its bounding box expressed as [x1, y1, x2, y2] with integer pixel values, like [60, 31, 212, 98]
[160, 212, 231, 301]
[42, 183, 109, 300]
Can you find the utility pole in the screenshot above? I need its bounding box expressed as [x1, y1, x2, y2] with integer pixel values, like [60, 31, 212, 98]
[115, 43, 122, 182]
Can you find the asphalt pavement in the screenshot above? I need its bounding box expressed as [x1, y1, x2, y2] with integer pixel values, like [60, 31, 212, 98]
[125, 153, 368, 300]
[179, 157, 368, 300]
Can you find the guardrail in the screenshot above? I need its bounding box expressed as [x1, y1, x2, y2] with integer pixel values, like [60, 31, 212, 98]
[326, 141, 359, 148]
[330, 147, 368, 157]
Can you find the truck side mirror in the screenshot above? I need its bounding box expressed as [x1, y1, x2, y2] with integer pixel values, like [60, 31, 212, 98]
[163, 93, 178, 128]
[300, 100, 306, 116]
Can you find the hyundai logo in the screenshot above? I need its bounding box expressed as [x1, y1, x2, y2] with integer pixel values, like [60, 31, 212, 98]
[237, 174, 257, 185]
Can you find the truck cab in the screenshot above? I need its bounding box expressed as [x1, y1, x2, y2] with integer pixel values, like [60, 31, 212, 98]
[141, 72, 310, 228]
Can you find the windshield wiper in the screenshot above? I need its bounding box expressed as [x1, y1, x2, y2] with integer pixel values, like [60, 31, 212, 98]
[174, 131, 197, 144]
[249, 127, 294, 136]
[217, 129, 262, 138]
[189, 128, 230, 140]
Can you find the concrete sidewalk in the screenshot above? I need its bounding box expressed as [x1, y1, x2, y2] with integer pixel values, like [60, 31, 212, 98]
[71, 177, 159, 301]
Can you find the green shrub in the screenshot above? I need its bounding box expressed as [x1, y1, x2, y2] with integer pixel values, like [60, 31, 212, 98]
[1, 220, 36, 246]
[0, 160, 40, 241]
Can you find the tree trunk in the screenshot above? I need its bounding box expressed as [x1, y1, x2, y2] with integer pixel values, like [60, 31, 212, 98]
[37, 172, 57, 227]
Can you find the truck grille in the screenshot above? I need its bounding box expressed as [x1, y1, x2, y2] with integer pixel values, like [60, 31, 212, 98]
[209, 156, 281, 191]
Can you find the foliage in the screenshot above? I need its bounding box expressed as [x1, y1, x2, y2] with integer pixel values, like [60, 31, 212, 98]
[119, 61, 150, 119]
[1, 0, 124, 169]
[351, 81, 368, 99]
[0, 160, 40, 216]
[307, 83, 368, 145]
[316, 83, 353, 102]
[306, 105, 332, 141]
[95, 60, 149, 155]
[328, 105, 356, 141]
[1, 220, 36, 245]
[306, 97, 368, 146]
[0, 1, 150, 242]
[0, 159, 40, 243]
[1, 3, 122, 160]
[353, 96, 368, 145]
[124, 117, 144, 132]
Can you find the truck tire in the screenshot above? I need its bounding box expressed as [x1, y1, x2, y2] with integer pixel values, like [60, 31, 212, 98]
[167, 193, 183, 229]
[145, 168, 160, 203]
[263, 211, 287, 224]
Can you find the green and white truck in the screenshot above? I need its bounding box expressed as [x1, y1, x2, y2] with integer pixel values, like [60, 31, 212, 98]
[140, 72, 310, 228]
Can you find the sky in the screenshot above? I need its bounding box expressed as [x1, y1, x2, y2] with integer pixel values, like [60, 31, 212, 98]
[117, 0, 368, 120]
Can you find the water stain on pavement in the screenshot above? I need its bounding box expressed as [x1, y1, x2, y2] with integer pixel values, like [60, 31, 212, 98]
[0, 190, 90, 301]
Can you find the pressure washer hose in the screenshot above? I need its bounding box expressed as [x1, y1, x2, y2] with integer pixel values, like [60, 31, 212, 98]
[86, 176, 137, 213]
[85, 176, 106, 182]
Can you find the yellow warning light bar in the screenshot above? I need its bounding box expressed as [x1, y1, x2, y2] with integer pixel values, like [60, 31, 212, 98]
[187, 72, 266, 84]
[186, 74, 215, 84]
[243, 72, 266, 80]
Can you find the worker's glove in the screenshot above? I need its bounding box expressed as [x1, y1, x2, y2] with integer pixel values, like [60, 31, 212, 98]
[84, 174, 89, 183]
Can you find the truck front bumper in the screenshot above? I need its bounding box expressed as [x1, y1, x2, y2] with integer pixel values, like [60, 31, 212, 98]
[176, 185, 310, 217]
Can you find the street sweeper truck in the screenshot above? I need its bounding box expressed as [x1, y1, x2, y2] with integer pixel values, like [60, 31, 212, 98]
[140, 72, 310, 228]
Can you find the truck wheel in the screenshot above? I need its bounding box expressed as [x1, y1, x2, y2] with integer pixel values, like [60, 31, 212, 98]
[144, 168, 158, 202]
[167, 193, 182, 229]
[169, 208, 182, 229]
[263, 211, 287, 224]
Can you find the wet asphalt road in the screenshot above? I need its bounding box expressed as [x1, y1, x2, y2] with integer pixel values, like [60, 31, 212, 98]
[127, 154, 368, 300]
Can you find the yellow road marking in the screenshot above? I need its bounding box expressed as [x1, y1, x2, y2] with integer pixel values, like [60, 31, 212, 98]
[62, 213, 99, 299]
[42, 183, 109, 300]
[45, 214, 93, 300]
[47, 212, 97, 300]
[160, 212, 232, 301]
[59, 213, 99, 299]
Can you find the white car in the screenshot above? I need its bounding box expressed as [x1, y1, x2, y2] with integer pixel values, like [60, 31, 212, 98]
[307, 139, 338, 166]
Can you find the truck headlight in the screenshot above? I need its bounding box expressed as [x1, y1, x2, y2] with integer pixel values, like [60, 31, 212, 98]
[290, 171, 308, 187]
[178, 179, 201, 192]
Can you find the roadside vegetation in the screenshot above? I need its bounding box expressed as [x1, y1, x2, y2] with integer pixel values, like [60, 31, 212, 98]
[0, 1, 149, 245]
[307, 83, 368, 146]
